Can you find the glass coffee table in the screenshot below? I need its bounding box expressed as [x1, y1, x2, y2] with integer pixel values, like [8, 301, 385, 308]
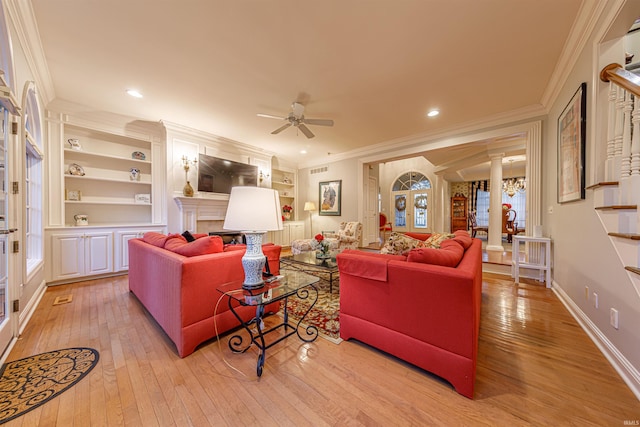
[281, 252, 340, 293]
[217, 271, 320, 377]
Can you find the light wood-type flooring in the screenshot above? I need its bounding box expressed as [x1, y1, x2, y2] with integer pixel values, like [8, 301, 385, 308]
[3, 272, 639, 426]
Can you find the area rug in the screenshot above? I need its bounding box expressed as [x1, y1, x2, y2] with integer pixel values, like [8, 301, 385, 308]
[280, 261, 341, 344]
[0, 347, 99, 424]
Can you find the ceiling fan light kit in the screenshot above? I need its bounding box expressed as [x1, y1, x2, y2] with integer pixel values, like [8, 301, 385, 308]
[258, 102, 334, 139]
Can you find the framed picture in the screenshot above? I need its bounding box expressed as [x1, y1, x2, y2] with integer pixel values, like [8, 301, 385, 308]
[65, 189, 81, 201]
[319, 180, 342, 216]
[557, 82, 586, 203]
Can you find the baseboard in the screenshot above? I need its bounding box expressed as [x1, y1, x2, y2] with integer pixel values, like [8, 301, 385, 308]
[19, 279, 47, 335]
[553, 283, 640, 401]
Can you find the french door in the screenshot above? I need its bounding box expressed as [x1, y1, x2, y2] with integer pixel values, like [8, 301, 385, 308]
[0, 105, 14, 353]
[391, 189, 432, 233]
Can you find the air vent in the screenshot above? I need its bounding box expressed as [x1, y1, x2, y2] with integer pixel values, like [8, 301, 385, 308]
[310, 166, 328, 175]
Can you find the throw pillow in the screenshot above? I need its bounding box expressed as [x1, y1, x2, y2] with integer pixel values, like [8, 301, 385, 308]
[407, 239, 464, 267]
[142, 232, 168, 248]
[424, 232, 455, 249]
[452, 233, 473, 250]
[164, 235, 224, 257]
[380, 232, 426, 255]
[181, 230, 196, 242]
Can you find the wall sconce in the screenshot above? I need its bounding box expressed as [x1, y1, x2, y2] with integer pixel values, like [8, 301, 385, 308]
[259, 169, 270, 184]
[181, 155, 197, 197]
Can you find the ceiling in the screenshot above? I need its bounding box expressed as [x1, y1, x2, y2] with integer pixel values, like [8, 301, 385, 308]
[28, 0, 587, 178]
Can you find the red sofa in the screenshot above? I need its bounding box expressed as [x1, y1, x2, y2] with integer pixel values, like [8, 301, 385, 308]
[336, 231, 482, 398]
[128, 232, 281, 357]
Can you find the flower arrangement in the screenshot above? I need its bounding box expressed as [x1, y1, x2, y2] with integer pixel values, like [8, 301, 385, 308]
[502, 203, 512, 210]
[311, 233, 331, 258]
[282, 205, 293, 213]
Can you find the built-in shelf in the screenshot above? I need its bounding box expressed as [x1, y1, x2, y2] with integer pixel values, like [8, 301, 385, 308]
[64, 148, 151, 164]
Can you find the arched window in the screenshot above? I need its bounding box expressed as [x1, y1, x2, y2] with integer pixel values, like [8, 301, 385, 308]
[23, 84, 43, 274]
[392, 171, 431, 191]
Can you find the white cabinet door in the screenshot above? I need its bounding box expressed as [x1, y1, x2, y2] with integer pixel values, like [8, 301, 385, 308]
[85, 232, 113, 276]
[51, 233, 85, 281]
[114, 229, 162, 272]
[50, 231, 113, 281]
[288, 222, 305, 242]
[115, 231, 138, 272]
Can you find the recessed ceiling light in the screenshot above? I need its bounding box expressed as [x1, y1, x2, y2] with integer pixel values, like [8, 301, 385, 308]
[427, 109, 439, 117]
[127, 89, 143, 98]
[300, 149, 307, 154]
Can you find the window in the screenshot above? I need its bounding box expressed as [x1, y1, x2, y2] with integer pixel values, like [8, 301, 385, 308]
[392, 172, 431, 191]
[474, 187, 526, 231]
[23, 87, 43, 275]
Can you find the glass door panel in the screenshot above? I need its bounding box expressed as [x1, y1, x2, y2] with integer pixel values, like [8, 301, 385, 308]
[0, 106, 11, 353]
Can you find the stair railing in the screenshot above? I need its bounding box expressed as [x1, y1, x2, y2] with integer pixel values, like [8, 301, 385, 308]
[600, 63, 640, 205]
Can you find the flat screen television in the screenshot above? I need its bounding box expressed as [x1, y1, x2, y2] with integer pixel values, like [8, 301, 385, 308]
[197, 154, 258, 194]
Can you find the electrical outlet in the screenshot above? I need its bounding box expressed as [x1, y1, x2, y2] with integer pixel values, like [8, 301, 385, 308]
[610, 308, 619, 329]
[585, 286, 589, 300]
[593, 292, 598, 309]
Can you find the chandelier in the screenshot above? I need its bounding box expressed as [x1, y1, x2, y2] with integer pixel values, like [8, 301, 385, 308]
[502, 160, 526, 197]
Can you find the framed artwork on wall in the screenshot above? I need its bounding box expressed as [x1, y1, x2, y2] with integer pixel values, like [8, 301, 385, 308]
[557, 82, 586, 203]
[319, 180, 342, 216]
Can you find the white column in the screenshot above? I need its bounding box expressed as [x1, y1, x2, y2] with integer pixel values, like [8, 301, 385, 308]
[487, 153, 505, 252]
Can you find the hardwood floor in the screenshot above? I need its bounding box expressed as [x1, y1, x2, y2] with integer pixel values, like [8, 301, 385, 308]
[4, 272, 639, 426]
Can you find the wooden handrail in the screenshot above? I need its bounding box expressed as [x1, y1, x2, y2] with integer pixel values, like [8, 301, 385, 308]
[600, 63, 640, 97]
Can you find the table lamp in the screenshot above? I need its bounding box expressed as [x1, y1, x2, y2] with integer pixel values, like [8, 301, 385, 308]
[223, 186, 283, 289]
[304, 201, 316, 235]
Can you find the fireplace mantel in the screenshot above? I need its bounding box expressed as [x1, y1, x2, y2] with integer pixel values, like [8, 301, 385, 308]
[174, 194, 230, 231]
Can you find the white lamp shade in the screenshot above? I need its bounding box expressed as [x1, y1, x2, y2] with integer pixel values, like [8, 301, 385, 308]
[304, 201, 316, 211]
[223, 186, 283, 232]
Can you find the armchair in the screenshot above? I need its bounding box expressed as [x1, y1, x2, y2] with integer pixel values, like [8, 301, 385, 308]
[290, 221, 362, 255]
[324, 221, 362, 251]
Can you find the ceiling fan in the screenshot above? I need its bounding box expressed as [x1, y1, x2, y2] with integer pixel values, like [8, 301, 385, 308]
[257, 102, 334, 139]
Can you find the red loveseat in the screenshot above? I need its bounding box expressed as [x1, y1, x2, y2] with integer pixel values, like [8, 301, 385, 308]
[336, 231, 482, 398]
[128, 232, 281, 357]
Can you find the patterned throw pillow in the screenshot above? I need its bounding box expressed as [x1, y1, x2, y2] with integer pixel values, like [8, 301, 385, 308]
[424, 232, 455, 248]
[380, 232, 426, 255]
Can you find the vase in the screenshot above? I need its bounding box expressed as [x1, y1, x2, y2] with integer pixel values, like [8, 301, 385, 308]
[183, 181, 194, 197]
[316, 250, 331, 259]
[283, 212, 291, 220]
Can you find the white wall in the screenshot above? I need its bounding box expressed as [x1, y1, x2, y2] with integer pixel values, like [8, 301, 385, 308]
[545, 4, 640, 391]
[298, 157, 360, 236]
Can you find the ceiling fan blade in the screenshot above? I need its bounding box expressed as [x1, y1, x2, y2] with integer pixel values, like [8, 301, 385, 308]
[303, 118, 334, 127]
[271, 123, 292, 135]
[257, 113, 286, 120]
[298, 123, 315, 139]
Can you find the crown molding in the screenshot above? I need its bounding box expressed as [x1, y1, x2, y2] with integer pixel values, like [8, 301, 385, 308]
[541, 0, 611, 110]
[5, 0, 55, 104]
